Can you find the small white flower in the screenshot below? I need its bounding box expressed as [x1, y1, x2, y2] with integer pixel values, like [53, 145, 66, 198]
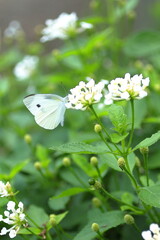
[0, 181, 12, 197]
[40, 12, 93, 42]
[0, 201, 27, 239]
[14, 55, 39, 81]
[66, 78, 104, 110]
[4, 21, 23, 38]
[104, 73, 150, 104]
[142, 223, 160, 240]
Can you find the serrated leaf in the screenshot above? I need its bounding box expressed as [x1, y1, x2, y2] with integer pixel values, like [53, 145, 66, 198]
[50, 142, 108, 154]
[133, 131, 160, 151]
[73, 210, 124, 240]
[110, 133, 129, 143]
[138, 184, 160, 208]
[108, 104, 128, 134]
[50, 187, 88, 200]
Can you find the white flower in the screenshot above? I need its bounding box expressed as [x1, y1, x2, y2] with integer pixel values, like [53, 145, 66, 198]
[14, 55, 39, 81]
[104, 73, 150, 104]
[0, 201, 27, 238]
[0, 181, 12, 197]
[4, 21, 23, 38]
[66, 78, 104, 110]
[142, 223, 160, 240]
[40, 12, 93, 42]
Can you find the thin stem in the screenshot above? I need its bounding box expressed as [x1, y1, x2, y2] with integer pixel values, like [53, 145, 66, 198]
[97, 230, 105, 240]
[142, 152, 149, 186]
[54, 226, 63, 240]
[100, 186, 144, 213]
[90, 105, 122, 155]
[133, 223, 141, 233]
[142, 202, 158, 222]
[123, 166, 139, 190]
[127, 99, 135, 150]
[95, 165, 103, 182]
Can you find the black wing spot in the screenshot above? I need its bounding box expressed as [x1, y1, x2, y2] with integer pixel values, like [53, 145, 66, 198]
[36, 104, 41, 108]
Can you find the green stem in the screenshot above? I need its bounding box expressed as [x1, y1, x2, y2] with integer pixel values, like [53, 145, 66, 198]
[90, 105, 122, 155]
[55, 226, 63, 240]
[97, 230, 105, 240]
[133, 223, 141, 233]
[143, 152, 149, 186]
[123, 166, 139, 190]
[69, 166, 88, 188]
[95, 165, 103, 182]
[127, 99, 135, 150]
[100, 186, 143, 213]
[58, 225, 73, 240]
[142, 202, 158, 222]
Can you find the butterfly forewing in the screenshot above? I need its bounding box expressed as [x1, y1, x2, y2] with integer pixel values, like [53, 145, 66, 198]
[23, 94, 66, 130]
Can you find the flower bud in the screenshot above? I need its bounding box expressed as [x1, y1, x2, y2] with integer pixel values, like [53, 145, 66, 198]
[135, 157, 141, 167]
[5, 182, 13, 196]
[124, 214, 135, 225]
[94, 180, 102, 190]
[49, 214, 57, 227]
[24, 134, 32, 144]
[127, 11, 136, 20]
[91, 223, 100, 232]
[92, 197, 102, 208]
[94, 124, 102, 133]
[52, 49, 60, 58]
[90, 156, 98, 166]
[89, 178, 96, 186]
[118, 157, 125, 169]
[34, 161, 42, 170]
[62, 157, 71, 167]
[140, 147, 149, 155]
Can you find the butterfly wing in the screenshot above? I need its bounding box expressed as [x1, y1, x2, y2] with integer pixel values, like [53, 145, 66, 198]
[23, 94, 66, 130]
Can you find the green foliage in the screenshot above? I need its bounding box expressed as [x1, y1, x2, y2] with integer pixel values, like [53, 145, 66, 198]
[1, 0, 160, 239]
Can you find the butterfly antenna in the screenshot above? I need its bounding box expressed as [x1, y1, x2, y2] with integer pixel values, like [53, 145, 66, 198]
[60, 82, 68, 96]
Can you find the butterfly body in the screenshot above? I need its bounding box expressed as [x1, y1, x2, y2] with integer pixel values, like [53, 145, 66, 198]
[23, 94, 67, 130]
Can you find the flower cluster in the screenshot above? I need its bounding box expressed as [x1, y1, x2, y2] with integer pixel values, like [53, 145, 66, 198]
[13, 55, 39, 81]
[142, 223, 160, 240]
[4, 21, 23, 39]
[0, 201, 27, 238]
[104, 73, 150, 104]
[0, 181, 13, 197]
[40, 12, 93, 42]
[66, 78, 104, 110]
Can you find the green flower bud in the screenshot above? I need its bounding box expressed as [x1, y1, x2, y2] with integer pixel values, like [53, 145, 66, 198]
[90, 156, 98, 166]
[24, 134, 32, 144]
[140, 147, 149, 155]
[92, 197, 102, 208]
[89, 178, 96, 186]
[62, 157, 71, 167]
[49, 214, 57, 227]
[124, 214, 135, 225]
[52, 49, 60, 57]
[135, 157, 141, 167]
[91, 223, 100, 232]
[94, 124, 102, 133]
[134, 60, 143, 70]
[118, 157, 125, 169]
[34, 161, 42, 170]
[94, 180, 102, 190]
[127, 11, 136, 20]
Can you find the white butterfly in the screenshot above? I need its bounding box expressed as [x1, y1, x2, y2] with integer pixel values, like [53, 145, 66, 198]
[23, 94, 67, 130]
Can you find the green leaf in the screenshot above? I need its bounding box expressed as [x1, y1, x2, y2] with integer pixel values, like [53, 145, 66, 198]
[138, 184, 160, 208]
[110, 133, 129, 143]
[124, 31, 160, 57]
[27, 205, 49, 226]
[108, 104, 128, 134]
[19, 227, 41, 235]
[73, 210, 124, 240]
[50, 187, 88, 199]
[133, 131, 160, 151]
[50, 142, 108, 154]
